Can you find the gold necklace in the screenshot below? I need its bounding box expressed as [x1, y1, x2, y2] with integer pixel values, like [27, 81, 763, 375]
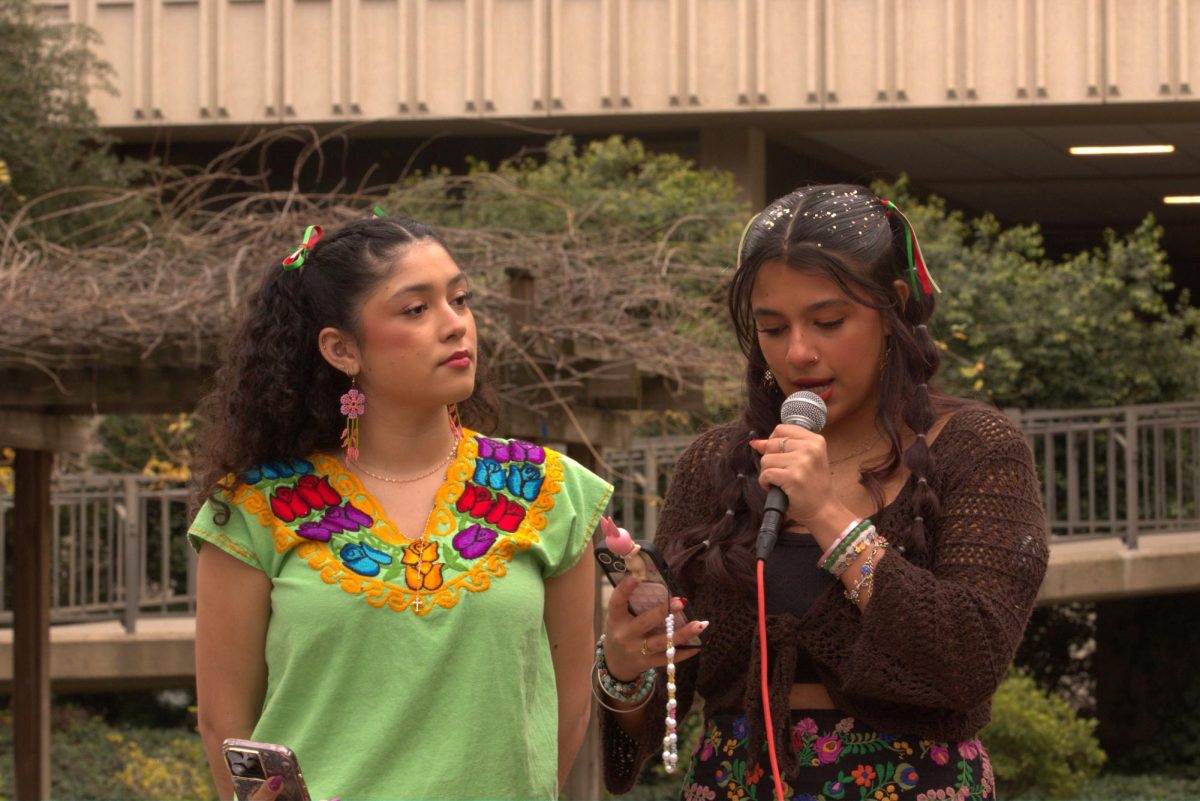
[355, 441, 458, 485]
[829, 434, 882, 467]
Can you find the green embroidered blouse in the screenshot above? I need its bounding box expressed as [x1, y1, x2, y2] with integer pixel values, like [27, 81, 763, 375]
[189, 430, 613, 800]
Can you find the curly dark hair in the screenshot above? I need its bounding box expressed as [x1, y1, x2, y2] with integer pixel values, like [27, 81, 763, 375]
[191, 215, 497, 517]
[668, 183, 968, 596]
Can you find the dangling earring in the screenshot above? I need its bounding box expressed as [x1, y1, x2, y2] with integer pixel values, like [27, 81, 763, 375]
[447, 403, 464, 440]
[879, 339, 892, 374]
[761, 369, 778, 391]
[340, 376, 365, 463]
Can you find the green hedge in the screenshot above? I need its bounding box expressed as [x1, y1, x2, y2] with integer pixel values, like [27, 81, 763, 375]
[0, 705, 214, 800]
[982, 671, 1106, 800]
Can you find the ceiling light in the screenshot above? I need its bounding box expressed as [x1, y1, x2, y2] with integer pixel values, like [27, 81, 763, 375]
[1068, 145, 1175, 155]
[1163, 195, 1200, 205]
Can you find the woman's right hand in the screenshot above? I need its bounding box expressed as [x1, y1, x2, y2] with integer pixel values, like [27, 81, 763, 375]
[248, 776, 339, 801]
[602, 576, 708, 682]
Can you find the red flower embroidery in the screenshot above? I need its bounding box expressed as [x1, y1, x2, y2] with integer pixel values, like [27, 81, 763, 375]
[269, 486, 311, 522]
[485, 495, 526, 532]
[456, 482, 494, 517]
[294, 474, 340, 510]
[456, 482, 527, 531]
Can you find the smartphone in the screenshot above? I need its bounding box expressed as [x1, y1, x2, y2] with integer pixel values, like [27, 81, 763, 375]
[222, 738, 312, 801]
[595, 541, 701, 648]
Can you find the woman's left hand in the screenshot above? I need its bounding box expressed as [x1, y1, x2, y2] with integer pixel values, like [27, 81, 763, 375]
[750, 423, 841, 527]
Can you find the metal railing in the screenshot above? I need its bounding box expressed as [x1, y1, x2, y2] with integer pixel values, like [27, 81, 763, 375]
[1008, 402, 1200, 546]
[1, 401, 1198, 626]
[0, 475, 195, 631]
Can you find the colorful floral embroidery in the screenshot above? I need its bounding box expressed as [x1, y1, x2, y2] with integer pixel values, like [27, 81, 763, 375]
[478, 437, 545, 465]
[688, 715, 993, 801]
[456, 482, 527, 532]
[401, 540, 444, 590]
[453, 524, 498, 559]
[224, 432, 567, 616]
[244, 458, 313, 485]
[340, 542, 393, 577]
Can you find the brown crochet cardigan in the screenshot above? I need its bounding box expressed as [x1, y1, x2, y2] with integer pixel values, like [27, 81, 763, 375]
[600, 405, 1049, 793]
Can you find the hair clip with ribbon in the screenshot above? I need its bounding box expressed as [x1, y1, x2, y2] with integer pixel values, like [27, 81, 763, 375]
[880, 200, 940, 296]
[281, 224, 323, 271]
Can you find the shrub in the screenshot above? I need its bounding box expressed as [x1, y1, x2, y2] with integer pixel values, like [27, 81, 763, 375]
[981, 671, 1105, 800]
[0, 704, 215, 800]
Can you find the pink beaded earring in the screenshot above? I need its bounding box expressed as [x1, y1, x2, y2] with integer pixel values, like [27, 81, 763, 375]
[340, 376, 365, 463]
[447, 403, 464, 440]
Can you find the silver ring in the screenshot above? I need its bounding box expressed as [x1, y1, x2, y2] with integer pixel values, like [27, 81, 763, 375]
[640, 638, 651, 656]
[778, 438, 787, 454]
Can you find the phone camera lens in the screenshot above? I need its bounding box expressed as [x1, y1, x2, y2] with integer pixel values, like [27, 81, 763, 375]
[597, 553, 612, 565]
[613, 560, 626, 572]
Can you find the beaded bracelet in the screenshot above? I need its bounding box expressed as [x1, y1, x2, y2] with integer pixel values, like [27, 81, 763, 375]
[818, 518, 862, 566]
[820, 518, 874, 574]
[594, 635, 657, 704]
[831, 526, 881, 577]
[844, 537, 889, 603]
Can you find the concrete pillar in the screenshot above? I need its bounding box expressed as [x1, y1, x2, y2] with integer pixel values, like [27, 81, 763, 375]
[698, 126, 767, 210]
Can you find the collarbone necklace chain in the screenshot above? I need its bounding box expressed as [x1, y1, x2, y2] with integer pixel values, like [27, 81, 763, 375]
[828, 433, 882, 468]
[356, 440, 458, 485]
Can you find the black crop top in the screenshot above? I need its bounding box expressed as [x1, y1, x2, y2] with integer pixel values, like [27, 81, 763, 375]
[763, 531, 836, 685]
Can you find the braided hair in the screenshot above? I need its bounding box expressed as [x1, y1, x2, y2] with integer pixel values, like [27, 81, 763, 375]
[669, 184, 962, 596]
[192, 215, 498, 518]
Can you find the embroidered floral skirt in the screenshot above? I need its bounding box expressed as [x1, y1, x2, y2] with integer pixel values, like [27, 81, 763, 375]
[679, 710, 995, 801]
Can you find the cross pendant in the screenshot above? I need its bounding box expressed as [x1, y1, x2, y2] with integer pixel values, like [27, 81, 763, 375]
[413, 596, 423, 611]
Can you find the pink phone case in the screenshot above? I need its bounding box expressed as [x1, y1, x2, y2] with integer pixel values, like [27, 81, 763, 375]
[222, 738, 312, 801]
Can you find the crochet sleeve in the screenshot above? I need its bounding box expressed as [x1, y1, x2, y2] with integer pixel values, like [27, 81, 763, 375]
[799, 409, 1049, 713]
[599, 427, 727, 794]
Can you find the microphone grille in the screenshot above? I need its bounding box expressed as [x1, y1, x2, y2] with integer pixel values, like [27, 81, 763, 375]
[781, 391, 827, 432]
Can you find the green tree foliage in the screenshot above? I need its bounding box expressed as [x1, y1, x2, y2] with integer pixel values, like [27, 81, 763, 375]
[875, 178, 1200, 409]
[0, 0, 145, 241]
[395, 135, 746, 241]
[982, 670, 1106, 800]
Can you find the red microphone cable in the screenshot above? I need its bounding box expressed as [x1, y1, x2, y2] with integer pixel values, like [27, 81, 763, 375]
[756, 559, 786, 801]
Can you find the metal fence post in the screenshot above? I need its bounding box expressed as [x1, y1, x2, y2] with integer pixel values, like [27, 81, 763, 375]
[1124, 407, 1139, 550]
[121, 476, 141, 633]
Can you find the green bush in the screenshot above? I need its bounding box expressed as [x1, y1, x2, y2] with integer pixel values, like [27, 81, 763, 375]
[982, 671, 1106, 800]
[1080, 772, 1200, 801]
[0, 704, 215, 800]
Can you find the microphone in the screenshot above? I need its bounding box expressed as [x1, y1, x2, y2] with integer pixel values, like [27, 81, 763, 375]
[755, 391, 828, 561]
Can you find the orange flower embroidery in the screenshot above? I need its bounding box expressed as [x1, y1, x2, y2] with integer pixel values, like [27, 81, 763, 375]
[402, 540, 444, 591]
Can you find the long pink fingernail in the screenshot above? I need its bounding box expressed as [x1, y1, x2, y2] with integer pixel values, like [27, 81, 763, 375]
[268, 776, 283, 791]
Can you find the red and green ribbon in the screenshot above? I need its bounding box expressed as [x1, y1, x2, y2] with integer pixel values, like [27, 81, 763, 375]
[880, 200, 939, 296]
[281, 224, 323, 270]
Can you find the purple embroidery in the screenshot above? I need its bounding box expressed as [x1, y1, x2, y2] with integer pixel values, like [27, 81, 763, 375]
[453, 524, 499, 560]
[477, 438, 511, 463]
[317, 502, 373, 533]
[509, 440, 545, 465]
[297, 521, 335, 542]
[477, 437, 544, 466]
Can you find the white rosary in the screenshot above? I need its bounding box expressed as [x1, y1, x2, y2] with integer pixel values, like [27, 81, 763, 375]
[662, 610, 679, 773]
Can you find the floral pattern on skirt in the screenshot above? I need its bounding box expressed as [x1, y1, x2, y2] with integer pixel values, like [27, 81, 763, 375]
[679, 710, 994, 801]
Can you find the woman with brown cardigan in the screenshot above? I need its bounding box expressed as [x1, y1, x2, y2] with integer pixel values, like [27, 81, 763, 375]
[597, 184, 1048, 801]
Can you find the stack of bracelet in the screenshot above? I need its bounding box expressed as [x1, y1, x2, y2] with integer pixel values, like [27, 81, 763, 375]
[817, 517, 890, 602]
[593, 635, 657, 709]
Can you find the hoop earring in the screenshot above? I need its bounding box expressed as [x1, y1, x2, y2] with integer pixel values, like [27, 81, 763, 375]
[339, 376, 365, 464]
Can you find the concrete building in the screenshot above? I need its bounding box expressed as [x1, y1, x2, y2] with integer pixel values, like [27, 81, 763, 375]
[40, 0, 1200, 279]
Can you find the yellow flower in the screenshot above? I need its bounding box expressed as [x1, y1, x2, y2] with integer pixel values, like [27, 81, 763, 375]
[0, 159, 10, 185]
